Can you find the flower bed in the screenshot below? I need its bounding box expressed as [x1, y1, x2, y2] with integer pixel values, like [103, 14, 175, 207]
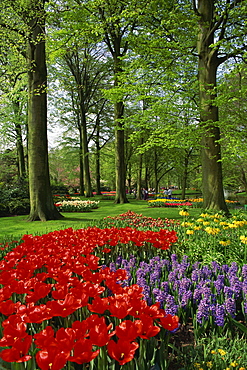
[109, 254, 247, 335]
[148, 199, 193, 208]
[1, 211, 247, 368]
[100, 210, 179, 230]
[55, 199, 99, 212]
[0, 227, 178, 369]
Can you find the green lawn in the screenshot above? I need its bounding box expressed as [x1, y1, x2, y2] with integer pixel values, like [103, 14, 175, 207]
[0, 199, 202, 240]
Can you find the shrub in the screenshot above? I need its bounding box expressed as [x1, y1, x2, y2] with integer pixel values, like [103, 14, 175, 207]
[0, 182, 29, 216]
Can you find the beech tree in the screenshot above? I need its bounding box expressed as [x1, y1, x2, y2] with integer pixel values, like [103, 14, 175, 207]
[0, 0, 62, 220]
[0, 25, 27, 181]
[193, 0, 247, 212]
[75, 0, 156, 203]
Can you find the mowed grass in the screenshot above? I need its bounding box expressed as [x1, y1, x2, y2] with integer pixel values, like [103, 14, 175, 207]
[0, 199, 202, 240]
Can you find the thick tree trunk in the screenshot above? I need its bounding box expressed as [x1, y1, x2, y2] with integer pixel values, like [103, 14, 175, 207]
[197, 0, 228, 213]
[27, 1, 63, 221]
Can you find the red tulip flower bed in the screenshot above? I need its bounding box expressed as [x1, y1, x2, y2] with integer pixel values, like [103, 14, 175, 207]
[0, 227, 178, 369]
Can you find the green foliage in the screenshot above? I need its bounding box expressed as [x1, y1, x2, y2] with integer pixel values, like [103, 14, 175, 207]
[50, 182, 70, 195]
[0, 181, 29, 216]
[171, 335, 247, 370]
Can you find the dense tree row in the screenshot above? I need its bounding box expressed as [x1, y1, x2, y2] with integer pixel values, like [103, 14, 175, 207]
[0, 0, 247, 220]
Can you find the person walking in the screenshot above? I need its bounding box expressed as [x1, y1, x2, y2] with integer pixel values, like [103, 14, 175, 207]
[143, 188, 148, 200]
[167, 187, 172, 199]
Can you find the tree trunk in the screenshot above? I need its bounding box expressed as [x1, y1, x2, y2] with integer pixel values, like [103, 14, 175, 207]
[114, 57, 128, 203]
[197, 0, 228, 213]
[127, 162, 132, 194]
[240, 167, 247, 194]
[95, 119, 101, 195]
[79, 130, 85, 196]
[154, 149, 158, 193]
[144, 165, 149, 190]
[181, 149, 192, 200]
[27, 1, 63, 221]
[79, 107, 93, 197]
[13, 101, 26, 181]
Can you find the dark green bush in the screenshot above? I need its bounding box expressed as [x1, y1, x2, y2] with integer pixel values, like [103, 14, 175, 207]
[51, 183, 70, 195]
[0, 182, 29, 216]
[8, 199, 30, 215]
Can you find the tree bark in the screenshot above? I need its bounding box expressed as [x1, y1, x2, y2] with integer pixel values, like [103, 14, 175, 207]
[197, 0, 228, 213]
[79, 106, 93, 197]
[95, 118, 102, 195]
[136, 138, 143, 200]
[79, 129, 85, 196]
[113, 57, 128, 203]
[27, 0, 63, 221]
[181, 149, 192, 200]
[13, 101, 26, 181]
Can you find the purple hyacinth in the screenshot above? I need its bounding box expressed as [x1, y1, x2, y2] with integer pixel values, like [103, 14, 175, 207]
[196, 298, 211, 324]
[161, 281, 169, 293]
[171, 254, 179, 268]
[191, 269, 202, 283]
[243, 301, 247, 315]
[168, 269, 179, 282]
[222, 264, 229, 273]
[181, 255, 190, 269]
[150, 269, 161, 286]
[201, 265, 213, 279]
[136, 268, 146, 279]
[110, 253, 246, 330]
[128, 255, 137, 268]
[152, 288, 167, 307]
[229, 275, 242, 298]
[109, 262, 117, 272]
[214, 275, 225, 295]
[214, 303, 225, 326]
[228, 262, 239, 276]
[193, 287, 202, 303]
[164, 294, 178, 315]
[115, 256, 123, 266]
[178, 277, 191, 295]
[180, 290, 193, 308]
[211, 261, 221, 273]
[242, 279, 247, 295]
[224, 286, 234, 298]
[224, 297, 236, 318]
[242, 265, 247, 279]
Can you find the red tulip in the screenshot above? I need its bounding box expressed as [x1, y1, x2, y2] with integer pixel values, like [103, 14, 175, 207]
[87, 296, 109, 314]
[115, 320, 142, 341]
[107, 339, 139, 365]
[108, 297, 132, 319]
[46, 294, 82, 317]
[138, 316, 160, 339]
[0, 335, 32, 363]
[68, 338, 99, 364]
[159, 314, 180, 332]
[36, 347, 69, 370]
